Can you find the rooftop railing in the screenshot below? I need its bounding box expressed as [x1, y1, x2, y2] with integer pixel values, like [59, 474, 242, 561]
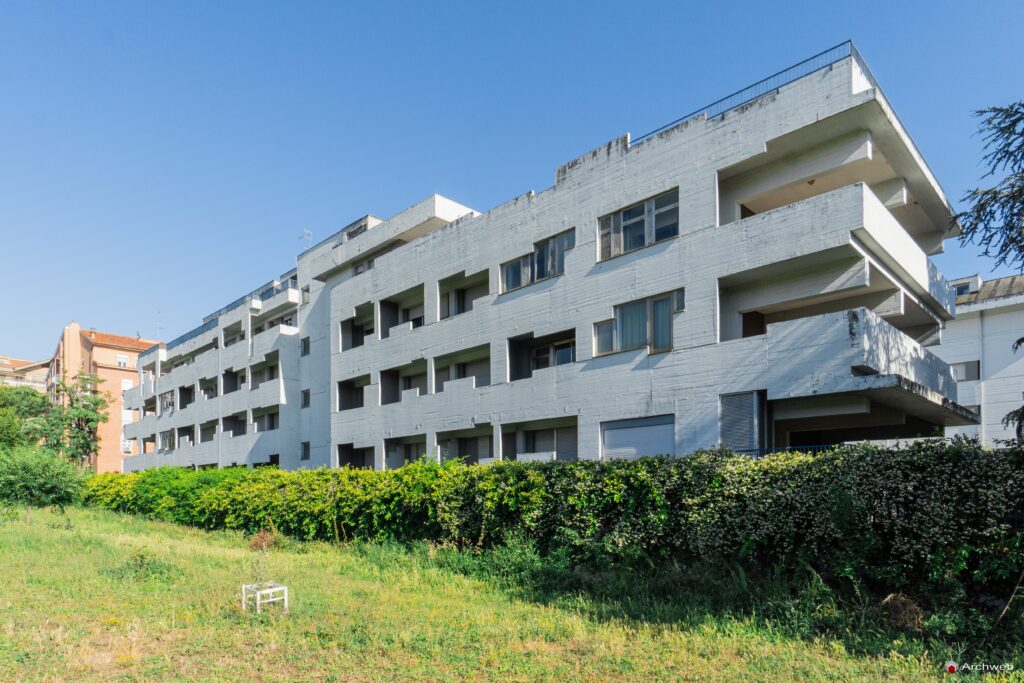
[166, 318, 219, 351]
[633, 40, 859, 144]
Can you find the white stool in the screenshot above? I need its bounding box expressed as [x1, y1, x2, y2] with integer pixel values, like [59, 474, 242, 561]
[242, 582, 289, 613]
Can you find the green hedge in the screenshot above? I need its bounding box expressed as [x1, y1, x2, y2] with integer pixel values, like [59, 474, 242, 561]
[84, 440, 1024, 602]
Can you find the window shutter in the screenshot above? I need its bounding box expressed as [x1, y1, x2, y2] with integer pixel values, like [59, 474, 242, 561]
[601, 415, 674, 459]
[720, 392, 758, 453]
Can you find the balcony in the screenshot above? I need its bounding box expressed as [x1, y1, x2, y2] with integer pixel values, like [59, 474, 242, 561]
[764, 308, 972, 425]
[123, 413, 157, 441]
[122, 384, 142, 408]
[253, 324, 298, 358]
[718, 185, 954, 345]
[250, 377, 283, 410]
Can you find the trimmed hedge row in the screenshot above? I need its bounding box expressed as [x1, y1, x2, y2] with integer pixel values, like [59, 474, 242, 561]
[85, 440, 1024, 599]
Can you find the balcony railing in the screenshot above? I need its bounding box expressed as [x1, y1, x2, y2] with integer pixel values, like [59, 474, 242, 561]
[167, 318, 218, 351]
[634, 41, 858, 144]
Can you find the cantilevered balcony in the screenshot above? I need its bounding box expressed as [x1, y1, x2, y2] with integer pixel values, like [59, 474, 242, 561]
[717, 184, 954, 345]
[764, 307, 973, 426]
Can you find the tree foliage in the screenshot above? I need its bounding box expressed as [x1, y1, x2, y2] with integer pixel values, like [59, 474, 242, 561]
[0, 385, 49, 422]
[0, 408, 24, 449]
[40, 374, 110, 463]
[957, 101, 1024, 269]
[957, 102, 1024, 435]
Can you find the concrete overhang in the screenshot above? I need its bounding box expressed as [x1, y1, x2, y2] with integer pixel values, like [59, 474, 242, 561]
[855, 373, 978, 427]
[311, 194, 477, 282]
[719, 98, 959, 250]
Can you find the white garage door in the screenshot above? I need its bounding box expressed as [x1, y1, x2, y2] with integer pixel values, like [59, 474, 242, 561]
[601, 415, 675, 459]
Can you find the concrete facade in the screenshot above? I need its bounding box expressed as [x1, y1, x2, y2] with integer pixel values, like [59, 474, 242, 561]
[935, 275, 1024, 444]
[122, 45, 975, 473]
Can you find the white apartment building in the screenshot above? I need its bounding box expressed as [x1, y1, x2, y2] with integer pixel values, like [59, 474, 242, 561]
[122, 42, 976, 472]
[935, 275, 1024, 444]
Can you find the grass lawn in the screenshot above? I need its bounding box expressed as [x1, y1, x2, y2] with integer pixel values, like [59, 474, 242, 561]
[0, 507, 963, 681]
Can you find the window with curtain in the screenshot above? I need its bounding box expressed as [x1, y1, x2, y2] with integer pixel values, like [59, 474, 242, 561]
[651, 296, 672, 351]
[594, 288, 685, 355]
[616, 300, 648, 350]
[594, 321, 614, 355]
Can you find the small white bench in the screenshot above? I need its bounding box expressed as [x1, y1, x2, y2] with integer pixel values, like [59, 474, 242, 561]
[241, 582, 289, 613]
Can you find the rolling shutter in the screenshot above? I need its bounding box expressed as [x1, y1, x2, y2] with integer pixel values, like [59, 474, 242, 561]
[601, 415, 674, 459]
[720, 392, 759, 453]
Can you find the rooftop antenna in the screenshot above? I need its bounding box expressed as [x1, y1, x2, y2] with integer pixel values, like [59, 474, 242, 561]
[299, 229, 313, 251]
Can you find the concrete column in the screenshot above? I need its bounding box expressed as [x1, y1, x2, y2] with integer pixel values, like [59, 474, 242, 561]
[492, 422, 503, 461]
[373, 440, 386, 471]
[373, 300, 384, 340]
[426, 357, 436, 395]
[490, 340, 506, 385]
[425, 430, 440, 463]
[424, 280, 440, 325]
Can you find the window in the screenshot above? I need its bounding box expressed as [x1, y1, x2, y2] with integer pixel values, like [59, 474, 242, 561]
[500, 229, 576, 293]
[301, 441, 310, 461]
[116, 354, 129, 368]
[301, 389, 310, 408]
[300, 337, 310, 356]
[594, 320, 614, 355]
[599, 189, 679, 260]
[256, 412, 279, 432]
[552, 340, 575, 366]
[673, 288, 686, 312]
[616, 300, 648, 351]
[651, 296, 672, 351]
[159, 391, 175, 412]
[954, 283, 970, 297]
[528, 342, 577, 374]
[951, 361, 980, 382]
[601, 415, 674, 459]
[719, 392, 765, 455]
[595, 289, 685, 355]
[525, 429, 555, 454]
[501, 254, 529, 292]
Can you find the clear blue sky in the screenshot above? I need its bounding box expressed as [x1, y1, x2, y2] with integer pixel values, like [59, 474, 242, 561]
[1, 1, 1022, 360]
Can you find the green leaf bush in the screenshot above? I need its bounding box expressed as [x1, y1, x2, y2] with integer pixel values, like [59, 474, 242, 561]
[0, 445, 87, 509]
[84, 440, 1024, 630]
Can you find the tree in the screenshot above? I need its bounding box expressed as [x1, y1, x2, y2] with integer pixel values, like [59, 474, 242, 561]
[0, 385, 52, 446]
[0, 385, 48, 421]
[0, 407, 24, 449]
[43, 374, 110, 464]
[957, 101, 1024, 437]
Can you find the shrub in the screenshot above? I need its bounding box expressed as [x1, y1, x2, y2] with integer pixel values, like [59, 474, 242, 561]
[83, 440, 1024, 642]
[0, 446, 86, 510]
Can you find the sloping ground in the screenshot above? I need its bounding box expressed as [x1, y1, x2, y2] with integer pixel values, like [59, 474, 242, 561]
[0, 508, 943, 682]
